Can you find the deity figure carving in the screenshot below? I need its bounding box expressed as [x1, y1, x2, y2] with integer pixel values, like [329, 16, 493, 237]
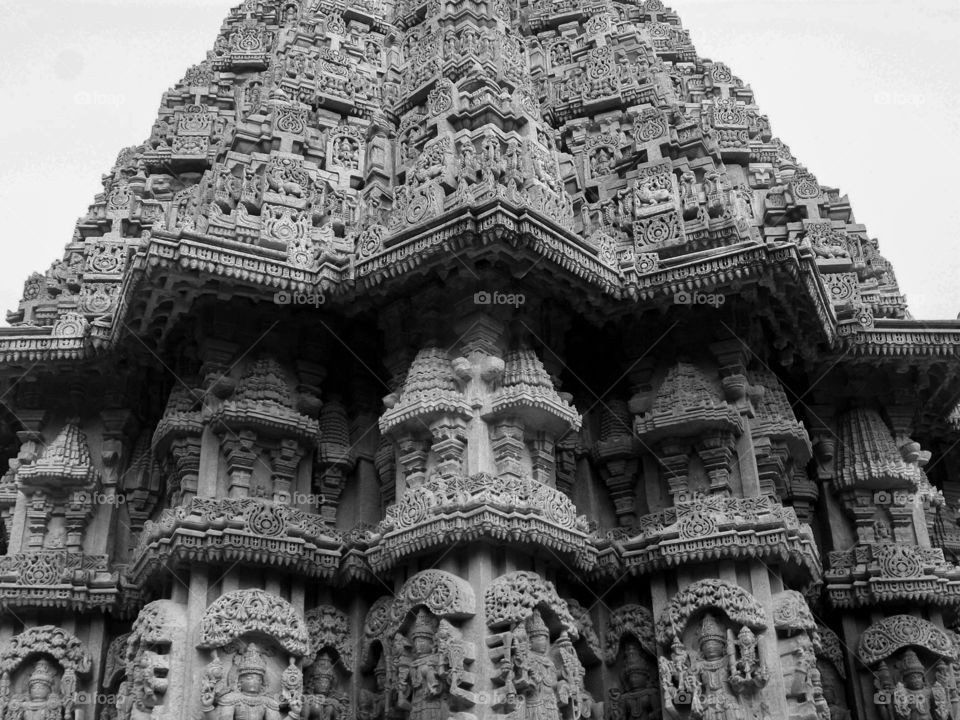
[608, 642, 661, 720]
[303, 652, 346, 720]
[661, 613, 767, 720]
[396, 610, 457, 720]
[358, 657, 387, 720]
[891, 651, 949, 720]
[495, 610, 585, 720]
[5, 659, 64, 720]
[200, 643, 301, 720]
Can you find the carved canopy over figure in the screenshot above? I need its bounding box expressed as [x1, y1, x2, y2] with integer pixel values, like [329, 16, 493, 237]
[860, 616, 960, 720]
[0, 627, 91, 720]
[659, 612, 768, 720]
[200, 643, 302, 720]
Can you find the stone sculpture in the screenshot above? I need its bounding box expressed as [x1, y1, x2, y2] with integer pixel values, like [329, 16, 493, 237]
[0, 0, 958, 719]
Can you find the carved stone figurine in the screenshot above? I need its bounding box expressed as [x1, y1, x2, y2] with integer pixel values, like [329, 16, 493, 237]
[610, 643, 661, 720]
[6, 659, 64, 720]
[397, 610, 449, 720]
[497, 610, 568, 720]
[892, 650, 946, 720]
[201, 643, 301, 720]
[303, 652, 345, 720]
[691, 614, 746, 720]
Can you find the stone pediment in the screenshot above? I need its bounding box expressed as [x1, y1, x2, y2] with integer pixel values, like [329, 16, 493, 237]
[130, 497, 343, 585]
[607, 494, 821, 580]
[826, 543, 960, 608]
[367, 472, 596, 573]
[0, 551, 118, 613]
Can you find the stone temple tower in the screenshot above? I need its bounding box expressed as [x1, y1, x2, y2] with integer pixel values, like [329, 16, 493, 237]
[2, 1, 960, 719]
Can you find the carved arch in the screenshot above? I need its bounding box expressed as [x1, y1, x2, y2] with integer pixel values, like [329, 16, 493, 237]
[387, 569, 476, 635]
[604, 604, 656, 662]
[305, 605, 353, 670]
[858, 615, 955, 666]
[361, 596, 393, 670]
[483, 570, 578, 637]
[655, 579, 767, 646]
[103, 633, 130, 690]
[816, 624, 847, 679]
[0, 626, 92, 676]
[197, 589, 310, 658]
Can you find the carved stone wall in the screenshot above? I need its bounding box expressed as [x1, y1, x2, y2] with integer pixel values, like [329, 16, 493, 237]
[1, 2, 959, 720]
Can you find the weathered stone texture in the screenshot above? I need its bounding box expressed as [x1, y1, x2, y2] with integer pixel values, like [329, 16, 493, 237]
[1, 1, 960, 720]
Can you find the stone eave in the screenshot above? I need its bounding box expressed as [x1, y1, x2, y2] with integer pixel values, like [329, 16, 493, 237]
[364, 505, 599, 574]
[2, 223, 956, 390]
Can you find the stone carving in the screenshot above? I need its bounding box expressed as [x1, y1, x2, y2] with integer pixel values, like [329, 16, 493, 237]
[860, 616, 960, 720]
[198, 590, 311, 658]
[0, 627, 92, 720]
[657, 581, 769, 720]
[605, 605, 659, 720]
[116, 600, 188, 720]
[0, 1, 954, 720]
[772, 591, 828, 720]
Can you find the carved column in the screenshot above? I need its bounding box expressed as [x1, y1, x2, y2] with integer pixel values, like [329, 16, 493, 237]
[430, 417, 468, 479]
[222, 430, 259, 498]
[490, 419, 525, 481]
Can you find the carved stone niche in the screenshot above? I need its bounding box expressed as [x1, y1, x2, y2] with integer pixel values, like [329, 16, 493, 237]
[196, 589, 311, 720]
[359, 597, 393, 720]
[655, 579, 769, 720]
[858, 615, 960, 720]
[632, 362, 742, 502]
[771, 591, 829, 720]
[814, 624, 851, 720]
[0, 625, 93, 720]
[101, 633, 130, 720]
[302, 605, 353, 720]
[373, 570, 477, 720]
[113, 599, 188, 720]
[603, 604, 661, 720]
[484, 571, 599, 720]
[207, 357, 319, 501]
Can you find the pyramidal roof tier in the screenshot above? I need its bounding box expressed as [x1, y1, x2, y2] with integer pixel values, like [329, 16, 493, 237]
[1, 0, 957, 366]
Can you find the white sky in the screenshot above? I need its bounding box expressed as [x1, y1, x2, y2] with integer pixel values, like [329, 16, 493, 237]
[0, 0, 957, 321]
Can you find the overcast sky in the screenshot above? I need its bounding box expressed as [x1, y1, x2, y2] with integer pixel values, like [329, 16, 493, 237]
[1, 0, 957, 322]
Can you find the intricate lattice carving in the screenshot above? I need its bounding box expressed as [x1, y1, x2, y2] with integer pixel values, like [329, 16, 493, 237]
[197, 589, 311, 658]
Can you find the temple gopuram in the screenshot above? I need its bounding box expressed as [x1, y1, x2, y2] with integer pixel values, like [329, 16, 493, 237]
[2, 1, 960, 719]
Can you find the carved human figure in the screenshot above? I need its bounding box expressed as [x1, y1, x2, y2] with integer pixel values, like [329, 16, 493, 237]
[201, 643, 301, 720]
[7, 659, 64, 720]
[691, 614, 745, 720]
[891, 651, 951, 720]
[611, 643, 660, 720]
[497, 611, 567, 720]
[303, 652, 344, 720]
[398, 610, 449, 720]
